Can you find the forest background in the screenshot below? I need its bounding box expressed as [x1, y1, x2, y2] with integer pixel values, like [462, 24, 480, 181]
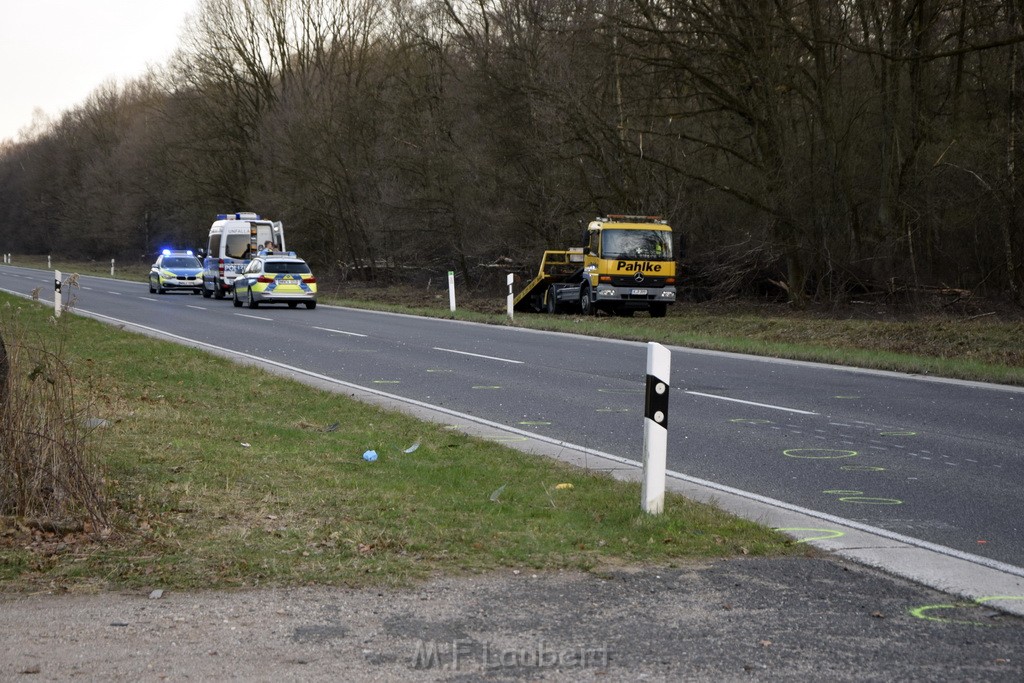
[1, 0, 1022, 307]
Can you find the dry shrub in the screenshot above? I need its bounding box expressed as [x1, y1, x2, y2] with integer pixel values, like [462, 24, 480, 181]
[0, 303, 107, 533]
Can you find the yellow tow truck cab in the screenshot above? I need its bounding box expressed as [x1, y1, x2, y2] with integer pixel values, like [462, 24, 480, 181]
[514, 215, 678, 317]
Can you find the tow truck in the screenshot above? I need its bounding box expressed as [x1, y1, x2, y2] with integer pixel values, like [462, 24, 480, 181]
[513, 215, 678, 317]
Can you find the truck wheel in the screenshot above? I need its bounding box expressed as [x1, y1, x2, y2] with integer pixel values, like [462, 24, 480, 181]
[650, 303, 668, 318]
[545, 286, 558, 314]
[214, 286, 225, 300]
[579, 285, 595, 316]
[201, 280, 212, 298]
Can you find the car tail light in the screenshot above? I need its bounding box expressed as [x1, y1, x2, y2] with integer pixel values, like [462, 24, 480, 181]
[302, 276, 317, 283]
[257, 275, 274, 283]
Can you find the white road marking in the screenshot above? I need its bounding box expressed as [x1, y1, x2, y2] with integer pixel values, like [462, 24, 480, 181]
[236, 313, 273, 321]
[107, 291, 121, 295]
[685, 390, 818, 415]
[186, 305, 206, 311]
[312, 326, 367, 338]
[433, 347, 523, 364]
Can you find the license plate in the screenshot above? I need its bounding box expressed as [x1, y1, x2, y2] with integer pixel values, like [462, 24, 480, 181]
[631, 289, 648, 295]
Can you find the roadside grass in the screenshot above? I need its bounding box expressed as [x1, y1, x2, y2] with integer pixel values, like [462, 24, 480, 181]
[7, 255, 1023, 385]
[0, 293, 799, 591]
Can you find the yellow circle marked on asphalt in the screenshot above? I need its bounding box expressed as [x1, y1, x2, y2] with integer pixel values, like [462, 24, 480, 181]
[775, 528, 845, 543]
[908, 604, 987, 625]
[784, 448, 858, 459]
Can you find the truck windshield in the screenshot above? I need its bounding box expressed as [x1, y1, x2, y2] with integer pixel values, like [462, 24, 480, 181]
[601, 230, 673, 260]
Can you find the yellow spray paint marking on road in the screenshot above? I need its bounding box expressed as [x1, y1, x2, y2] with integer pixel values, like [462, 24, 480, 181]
[833, 395, 860, 399]
[838, 496, 903, 505]
[880, 431, 917, 436]
[909, 596, 1024, 625]
[823, 490, 864, 495]
[908, 604, 988, 625]
[596, 408, 630, 413]
[840, 465, 886, 472]
[729, 418, 772, 424]
[784, 448, 859, 459]
[775, 528, 846, 543]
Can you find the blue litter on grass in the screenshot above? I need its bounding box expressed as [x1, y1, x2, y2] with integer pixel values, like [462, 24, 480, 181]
[362, 450, 378, 462]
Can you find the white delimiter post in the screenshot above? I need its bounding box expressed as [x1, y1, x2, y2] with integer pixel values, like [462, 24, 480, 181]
[54, 270, 62, 318]
[642, 341, 671, 514]
[448, 271, 456, 313]
[506, 273, 514, 320]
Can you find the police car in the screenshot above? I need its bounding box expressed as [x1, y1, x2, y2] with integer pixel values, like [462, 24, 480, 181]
[232, 252, 317, 309]
[149, 249, 203, 294]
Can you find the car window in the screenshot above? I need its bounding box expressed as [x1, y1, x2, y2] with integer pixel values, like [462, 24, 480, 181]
[164, 257, 201, 268]
[245, 260, 262, 274]
[265, 261, 311, 274]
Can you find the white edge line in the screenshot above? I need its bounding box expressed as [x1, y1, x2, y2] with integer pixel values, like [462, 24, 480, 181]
[4, 289, 1024, 581]
[685, 390, 819, 415]
[312, 326, 367, 338]
[434, 347, 524, 364]
[186, 305, 206, 310]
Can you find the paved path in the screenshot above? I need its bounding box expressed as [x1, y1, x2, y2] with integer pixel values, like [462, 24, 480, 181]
[3, 557, 1022, 681]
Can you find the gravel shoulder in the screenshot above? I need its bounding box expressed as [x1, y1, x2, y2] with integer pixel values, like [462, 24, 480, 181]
[3, 556, 1022, 681]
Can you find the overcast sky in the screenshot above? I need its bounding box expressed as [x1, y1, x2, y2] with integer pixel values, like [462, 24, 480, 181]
[0, 0, 199, 143]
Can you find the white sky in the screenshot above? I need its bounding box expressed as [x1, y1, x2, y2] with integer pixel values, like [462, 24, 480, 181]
[0, 0, 199, 143]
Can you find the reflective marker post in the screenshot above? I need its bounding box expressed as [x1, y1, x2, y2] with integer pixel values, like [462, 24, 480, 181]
[54, 270, 62, 318]
[642, 341, 671, 514]
[110, 259, 115, 277]
[506, 273, 514, 320]
[448, 270, 456, 314]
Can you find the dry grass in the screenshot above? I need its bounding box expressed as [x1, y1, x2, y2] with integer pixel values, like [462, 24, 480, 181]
[0, 302, 108, 535]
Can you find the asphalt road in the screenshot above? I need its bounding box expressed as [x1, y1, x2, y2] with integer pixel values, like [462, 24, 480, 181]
[2, 266, 1022, 575]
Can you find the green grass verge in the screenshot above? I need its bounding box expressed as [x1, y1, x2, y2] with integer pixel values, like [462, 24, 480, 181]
[0, 293, 800, 591]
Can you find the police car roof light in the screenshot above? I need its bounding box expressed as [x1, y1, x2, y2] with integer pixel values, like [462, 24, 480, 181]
[215, 212, 262, 220]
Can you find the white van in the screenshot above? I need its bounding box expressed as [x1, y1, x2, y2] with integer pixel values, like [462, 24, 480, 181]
[200, 212, 285, 299]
